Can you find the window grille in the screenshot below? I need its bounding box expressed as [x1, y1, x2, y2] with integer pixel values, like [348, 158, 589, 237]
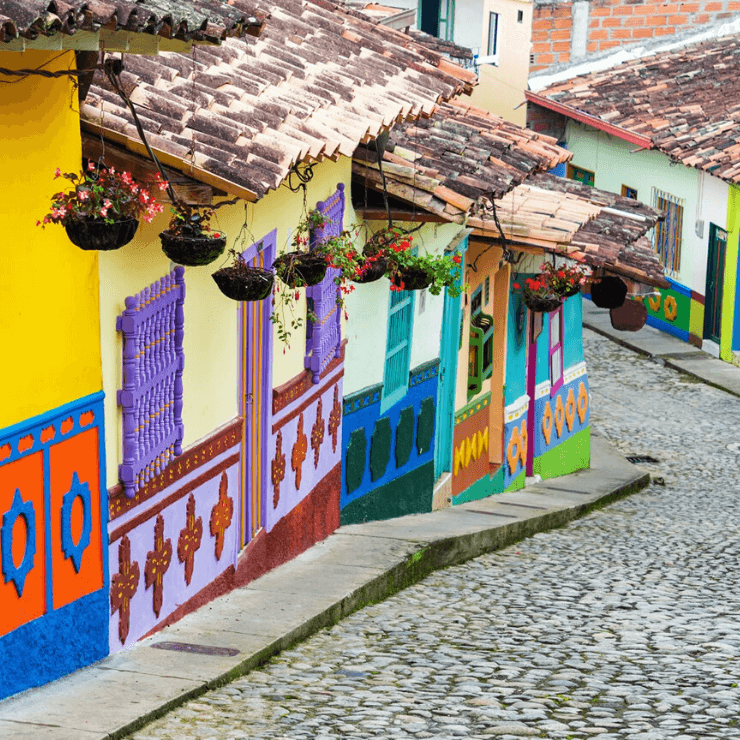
[652, 188, 684, 273]
[305, 184, 344, 383]
[467, 284, 493, 400]
[117, 267, 185, 499]
[549, 305, 564, 394]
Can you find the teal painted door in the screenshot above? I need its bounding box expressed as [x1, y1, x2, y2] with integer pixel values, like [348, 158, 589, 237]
[435, 237, 467, 478]
[704, 223, 727, 343]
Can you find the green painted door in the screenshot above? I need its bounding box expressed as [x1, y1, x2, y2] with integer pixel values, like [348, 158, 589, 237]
[704, 223, 727, 343]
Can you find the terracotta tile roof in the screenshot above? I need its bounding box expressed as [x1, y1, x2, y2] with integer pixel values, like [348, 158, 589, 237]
[527, 174, 669, 288]
[82, 0, 476, 201]
[353, 98, 570, 220]
[0, 0, 266, 46]
[528, 35, 740, 184]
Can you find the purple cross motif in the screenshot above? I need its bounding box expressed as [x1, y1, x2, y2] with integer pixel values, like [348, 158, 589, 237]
[117, 267, 186, 499]
[305, 184, 344, 384]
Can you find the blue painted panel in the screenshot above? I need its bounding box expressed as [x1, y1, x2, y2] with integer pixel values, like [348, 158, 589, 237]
[563, 295, 584, 370]
[533, 372, 590, 460]
[645, 314, 690, 342]
[505, 290, 527, 404]
[341, 366, 438, 510]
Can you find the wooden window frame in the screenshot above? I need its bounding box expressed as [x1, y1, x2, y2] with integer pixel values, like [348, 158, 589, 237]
[549, 305, 564, 395]
[567, 163, 595, 187]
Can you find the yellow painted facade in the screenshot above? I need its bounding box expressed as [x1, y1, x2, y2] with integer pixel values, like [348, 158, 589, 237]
[721, 185, 740, 364]
[0, 51, 102, 430]
[100, 156, 353, 485]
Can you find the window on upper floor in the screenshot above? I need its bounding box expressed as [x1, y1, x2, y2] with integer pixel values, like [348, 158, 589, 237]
[382, 286, 415, 411]
[467, 284, 494, 400]
[487, 12, 499, 59]
[651, 188, 684, 274]
[567, 163, 595, 187]
[622, 185, 638, 200]
[549, 304, 564, 394]
[439, 0, 455, 41]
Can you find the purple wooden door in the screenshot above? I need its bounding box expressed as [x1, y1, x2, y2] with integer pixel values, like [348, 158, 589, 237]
[239, 230, 275, 547]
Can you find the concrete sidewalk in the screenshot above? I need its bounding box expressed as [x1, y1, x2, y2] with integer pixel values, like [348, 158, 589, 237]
[0, 436, 649, 740]
[583, 300, 740, 398]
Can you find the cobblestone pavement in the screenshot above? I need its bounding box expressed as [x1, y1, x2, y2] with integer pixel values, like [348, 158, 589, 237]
[131, 329, 740, 740]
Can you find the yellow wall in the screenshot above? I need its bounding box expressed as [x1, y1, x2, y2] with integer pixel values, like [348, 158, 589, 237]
[100, 157, 352, 485]
[0, 51, 102, 430]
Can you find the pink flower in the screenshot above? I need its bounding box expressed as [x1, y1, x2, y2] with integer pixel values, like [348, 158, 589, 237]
[54, 168, 61, 178]
[88, 161, 96, 171]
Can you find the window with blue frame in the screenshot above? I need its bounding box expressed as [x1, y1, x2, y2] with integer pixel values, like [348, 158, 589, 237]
[467, 284, 494, 400]
[381, 287, 415, 411]
[549, 305, 564, 394]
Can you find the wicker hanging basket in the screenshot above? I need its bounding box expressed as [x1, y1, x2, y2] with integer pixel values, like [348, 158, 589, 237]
[521, 294, 563, 313]
[389, 266, 433, 291]
[65, 218, 139, 251]
[212, 266, 274, 301]
[352, 256, 388, 284]
[610, 298, 648, 331]
[591, 275, 628, 309]
[274, 251, 328, 287]
[160, 231, 227, 267]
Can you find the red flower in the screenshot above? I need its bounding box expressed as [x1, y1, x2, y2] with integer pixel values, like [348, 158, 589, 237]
[452, 255, 462, 264]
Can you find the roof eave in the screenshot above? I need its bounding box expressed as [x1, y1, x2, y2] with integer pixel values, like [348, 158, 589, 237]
[525, 90, 653, 150]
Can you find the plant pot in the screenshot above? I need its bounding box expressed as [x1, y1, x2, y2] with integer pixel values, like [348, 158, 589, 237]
[610, 298, 647, 331]
[352, 256, 388, 284]
[522, 294, 563, 313]
[212, 266, 274, 301]
[65, 218, 139, 251]
[560, 284, 583, 299]
[273, 251, 327, 287]
[389, 266, 433, 291]
[160, 230, 227, 266]
[591, 275, 628, 309]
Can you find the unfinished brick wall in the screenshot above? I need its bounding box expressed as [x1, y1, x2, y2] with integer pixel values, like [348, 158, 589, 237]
[531, 0, 740, 72]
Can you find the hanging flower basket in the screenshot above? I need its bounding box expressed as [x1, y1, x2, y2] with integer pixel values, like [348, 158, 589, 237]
[521, 294, 563, 313]
[591, 275, 628, 309]
[212, 265, 274, 301]
[389, 266, 433, 291]
[160, 230, 227, 266]
[65, 218, 139, 251]
[560, 284, 583, 298]
[274, 251, 327, 287]
[352, 256, 388, 284]
[610, 298, 647, 332]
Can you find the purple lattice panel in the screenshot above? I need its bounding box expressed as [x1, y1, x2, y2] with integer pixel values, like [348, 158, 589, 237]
[306, 184, 344, 384]
[117, 267, 185, 499]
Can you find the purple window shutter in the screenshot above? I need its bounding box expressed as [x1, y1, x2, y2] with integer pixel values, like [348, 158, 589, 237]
[305, 183, 344, 383]
[117, 267, 185, 499]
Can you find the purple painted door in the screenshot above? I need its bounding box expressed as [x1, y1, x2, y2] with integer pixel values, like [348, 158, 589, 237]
[525, 313, 537, 477]
[239, 230, 276, 547]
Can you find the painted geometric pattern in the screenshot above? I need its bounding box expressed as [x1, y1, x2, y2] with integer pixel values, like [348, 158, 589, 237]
[454, 428, 489, 477]
[0, 392, 105, 638]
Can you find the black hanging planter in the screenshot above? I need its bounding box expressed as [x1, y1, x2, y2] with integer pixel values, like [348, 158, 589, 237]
[560, 284, 583, 299]
[160, 231, 227, 267]
[352, 256, 388, 284]
[521, 294, 563, 313]
[212, 266, 274, 301]
[274, 251, 327, 287]
[389, 266, 433, 291]
[591, 275, 628, 309]
[65, 218, 139, 251]
[610, 298, 647, 332]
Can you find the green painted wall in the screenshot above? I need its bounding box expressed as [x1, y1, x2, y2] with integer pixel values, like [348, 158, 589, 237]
[340, 461, 435, 525]
[504, 470, 525, 492]
[533, 427, 591, 480]
[451, 466, 505, 505]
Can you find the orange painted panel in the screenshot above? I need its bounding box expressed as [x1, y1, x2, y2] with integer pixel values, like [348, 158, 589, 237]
[49, 429, 103, 610]
[0, 453, 46, 637]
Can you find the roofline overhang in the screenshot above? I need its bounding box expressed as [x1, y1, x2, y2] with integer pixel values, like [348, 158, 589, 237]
[525, 91, 653, 150]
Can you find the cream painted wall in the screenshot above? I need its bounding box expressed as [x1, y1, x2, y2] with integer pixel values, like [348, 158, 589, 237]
[100, 157, 353, 486]
[469, 0, 532, 126]
[0, 51, 103, 429]
[342, 220, 462, 396]
[565, 122, 712, 291]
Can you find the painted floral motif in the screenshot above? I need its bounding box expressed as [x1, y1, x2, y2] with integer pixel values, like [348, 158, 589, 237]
[577, 382, 589, 424]
[272, 432, 286, 508]
[554, 394, 565, 439]
[110, 535, 140, 645]
[311, 399, 325, 468]
[210, 472, 233, 560]
[291, 413, 308, 489]
[177, 494, 202, 586]
[328, 385, 341, 453]
[144, 514, 172, 618]
[565, 387, 576, 432]
[542, 401, 553, 446]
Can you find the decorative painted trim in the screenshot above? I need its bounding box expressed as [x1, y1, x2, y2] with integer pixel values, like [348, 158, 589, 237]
[60, 472, 92, 573]
[504, 393, 529, 423]
[272, 366, 343, 436]
[1, 489, 36, 598]
[535, 380, 551, 400]
[563, 362, 587, 385]
[690, 290, 705, 306]
[455, 392, 491, 426]
[108, 452, 239, 543]
[343, 383, 383, 417]
[408, 358, 440, 388]
[665, 275, 692, 298]
[273, 341, 346, 415]
[0, 391, 105, 467]
[108, 418, 243, 521]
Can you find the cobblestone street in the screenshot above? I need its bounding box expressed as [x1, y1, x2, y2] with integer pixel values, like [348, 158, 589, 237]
[131, 329, 740, 740]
